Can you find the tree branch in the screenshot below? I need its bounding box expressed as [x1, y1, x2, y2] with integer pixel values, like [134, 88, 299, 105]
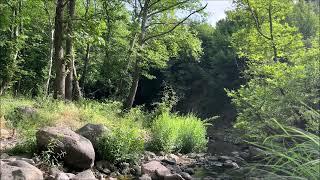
[245, 0, 271, 40]
[147, 0, 190, 18]
[143, 3, 207, 42]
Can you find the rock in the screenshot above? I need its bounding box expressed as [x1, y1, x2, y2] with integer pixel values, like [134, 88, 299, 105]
[223, 160, 240, 169]
[142, 161, 170, 179]
[180, 172, 192, 180]
[55, 173, 70, 180]
[156, 169, 171, 178]
[15, 106, 37, 117]
[20, 158, 35, 165]
[139, 174, 152, 180]
[36, 127, 95, 169]
[218, 155, 232, 161]
[131, 165, 142, 176]
[76, 123, 109, 148]
[183, 167, 195, 175]
[66, 173, 76, 179]
[96, 160, 117, 172]
[0, 160, 43, 180]
[162, 159, 176, 165]
[0, 153, 10, 159]
[209, 161, 223, 167]
[71, 170, 97, 180]
[163, 173, 184, 180]
[239, 151, 250, 159]
[249, 146, 266, 160]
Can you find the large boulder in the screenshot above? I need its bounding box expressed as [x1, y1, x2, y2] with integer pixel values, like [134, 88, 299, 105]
[36, 127, 95, 169]
[0, 160, 43, 180]
[76, 123, 109, 148]
[141, 161, 170, 179]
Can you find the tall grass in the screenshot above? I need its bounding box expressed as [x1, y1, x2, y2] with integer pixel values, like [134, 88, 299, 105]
[248, 119, 320, 179]
[148, 112, 208, 153]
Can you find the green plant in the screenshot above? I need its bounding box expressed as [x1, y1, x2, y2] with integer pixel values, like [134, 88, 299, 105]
[148, 112, 208, 153]
[247, 119, 320, 179]
[7, 137, 37, 155]
[97, 123, 145, 163]
[36, 139, 66, 167]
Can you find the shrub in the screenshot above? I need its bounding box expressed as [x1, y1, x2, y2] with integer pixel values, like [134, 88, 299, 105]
[7, 137, 37, 155]
[97, 122, 145, 163]
[148, 112, 208, 153]
[247, 119, 320, 179]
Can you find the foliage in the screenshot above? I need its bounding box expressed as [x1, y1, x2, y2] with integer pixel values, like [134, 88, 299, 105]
[227, 0, 320, 138]
[148, 112, 208, 153]
[247, 119, 320, 179]
[7, 138, 37, 155]
[97, 123, 145, 163]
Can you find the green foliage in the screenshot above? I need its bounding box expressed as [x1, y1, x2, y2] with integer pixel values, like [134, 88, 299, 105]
[248, 119, 320, 179]
[227, 0, 320, 138]
[7, 138, 37, 155]
[97, 123, 145, 163]
[35, 139, 66, 167]
[148, 112, 208, 153]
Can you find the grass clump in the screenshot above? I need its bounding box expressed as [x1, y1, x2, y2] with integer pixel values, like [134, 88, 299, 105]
[247, 119, 320, 179]
[148, 112, 208, 153]
[97, 120, 145, 163]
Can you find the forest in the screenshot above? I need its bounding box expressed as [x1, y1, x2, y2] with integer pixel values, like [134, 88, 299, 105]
[0, 0, 319, 179]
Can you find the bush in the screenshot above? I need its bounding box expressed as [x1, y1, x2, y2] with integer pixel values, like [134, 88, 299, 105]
[247, 119, 320, 179]
[7, 138, 37, 155]
[148, 112, 208, 153]
[97, 121, 145, 163]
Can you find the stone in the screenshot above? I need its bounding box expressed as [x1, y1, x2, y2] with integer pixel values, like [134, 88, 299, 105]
[161, 158, 176, 165]
[0, 160, 43, 180]
[142, 161, 170, 179]
[223, 160, 240, 169]
[131, 165, 142, 176]
[139, 174, 152, 180]
[71, 170, 97, 180]
[55, 173, 70, 180]
[180, 172, 192, 180]
[163, 173, 184, 180]
[36, 127, 95, 169]
[76, 123, 109, 148]
[183, 167, 195, 175]
[0, 153, 10, 159]
[96, 160, 117, 172]
[15, 106, 37, 117]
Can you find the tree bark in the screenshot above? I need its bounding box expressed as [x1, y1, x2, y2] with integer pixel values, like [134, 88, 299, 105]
[124, 1, 148, 109]
[53, 0, 66, 99]
[124, 61, 140, 109]
[45, 29, 54, 96]
[65, 0, 76, 100]
[268, 4, 278, 62]
[80, 43, 90, 90]
[72, 60, 82, 100]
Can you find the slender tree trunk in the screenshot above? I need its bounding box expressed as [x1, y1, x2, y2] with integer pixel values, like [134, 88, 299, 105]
[268, 4, 278, 62]
[80, 43, 90, 90]
[124, 2, 148, 109]
[53, 0, 65, 99]
[124, 60, 140, 109]
[45, 29, 54, 96]
[73, 61, 82, 100]
[65, 0, 76, 100]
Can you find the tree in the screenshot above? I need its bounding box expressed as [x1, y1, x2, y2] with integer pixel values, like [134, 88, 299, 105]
[123, 0, 206, 109]
[53, 0, 66, 99]
[227, 0, 320, 138]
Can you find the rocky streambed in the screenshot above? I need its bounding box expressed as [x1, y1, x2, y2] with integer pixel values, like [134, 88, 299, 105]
[0, 122, 260, 180]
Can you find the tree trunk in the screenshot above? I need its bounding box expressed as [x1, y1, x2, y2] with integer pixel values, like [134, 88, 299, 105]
[45, 29, 54, 96]
[124, 60, 140, 109]
[73, 60, 82, 100]
[124, 2, 148, 110]
[65, 0, 76, 100]
[53, 0, 65, 99]
[268, 4, 278, 62]
[80, 43, 90, 90]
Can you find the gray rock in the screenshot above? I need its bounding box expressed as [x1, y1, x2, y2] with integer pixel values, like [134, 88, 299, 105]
[162, 159, 176, 165]
[163, 173, 184, 180]
[15, 106, 37, 117]
[131, 165, 142, 176]
[0, 153, 9, 159]
[0, 160, 43, 180]
[36, 127, 95, 169]
[96, 160, 117, 172]
[183, 167, 195, 175]
[180, 172, 192, 180]
[142, 161, 170, 179]
[76, 123, 109, 148]
[139, 174, 152, 180]
[71, 170, 97, 180]
[55, 173, 70, 180]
